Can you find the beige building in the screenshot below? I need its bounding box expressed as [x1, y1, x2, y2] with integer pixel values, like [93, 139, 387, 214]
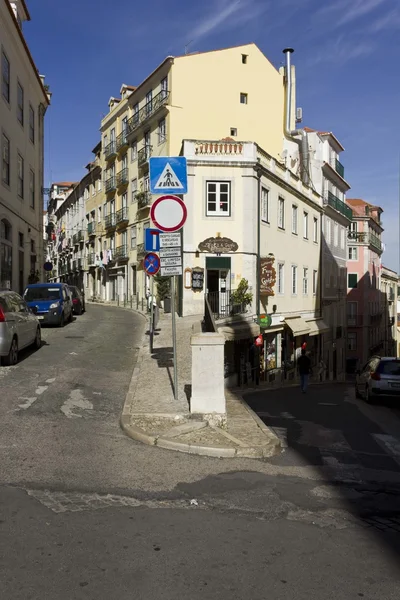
[380, 266, 398, 357]
[0, 0, 50, 293]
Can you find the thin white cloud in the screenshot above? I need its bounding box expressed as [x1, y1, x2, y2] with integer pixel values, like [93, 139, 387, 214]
[306, 35, 375, 67]
[187, 0, 265, 42]
[368, 8, 400, 31]
[316, 0, 388, 26]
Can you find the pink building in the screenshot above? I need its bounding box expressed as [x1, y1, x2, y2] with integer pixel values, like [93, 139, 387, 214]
[346, 199, 384, 370]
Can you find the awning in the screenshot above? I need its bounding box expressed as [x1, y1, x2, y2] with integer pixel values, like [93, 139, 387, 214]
[284, 317, 310, 337]
[218, 321, 260, 341]
[306, 318, 330, 336]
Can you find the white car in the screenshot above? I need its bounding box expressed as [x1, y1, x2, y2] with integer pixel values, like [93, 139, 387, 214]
[0, 290, 41, 366]
[355, 356, 400, 403]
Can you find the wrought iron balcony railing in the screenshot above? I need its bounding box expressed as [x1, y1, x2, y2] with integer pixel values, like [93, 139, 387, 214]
[136, 243, 145, 259]
[105, 176, 117, 194]
[126, 89, 169, 136]
[369, 232, 382, 252]
[115, 244, 129, 260]
[104, 141, 117, 161]
[116, 131, 129, 152]
[87, 221, 96, 236]
[348, 231, 366, 242]
[72, 260, 77, 271]
[335, 158, 345, 178]
[135, 191, 151, 209]
[324, 191, 352, 220]
[116, 168, 129, 187]
[87, 252, 96, 266]
[116, 207, 129, 224]
[138, 145, 152, 167]
[104, 213, 117, 228]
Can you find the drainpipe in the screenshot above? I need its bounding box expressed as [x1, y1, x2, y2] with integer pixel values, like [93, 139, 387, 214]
[282, 48, 310, 186]
[256, 168, 262, 324]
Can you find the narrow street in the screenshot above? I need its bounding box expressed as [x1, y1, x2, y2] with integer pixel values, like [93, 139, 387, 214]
[0, 305, 400, 598]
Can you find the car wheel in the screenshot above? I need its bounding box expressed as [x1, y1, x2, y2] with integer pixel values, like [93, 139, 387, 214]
[68, 310, 73, 323]
[365, 385, 373, 404]
[355, 384, 362, 399]
[34, 327, 41, 350]
[3, 337, 18, 366]
[59, 314, 65, 328]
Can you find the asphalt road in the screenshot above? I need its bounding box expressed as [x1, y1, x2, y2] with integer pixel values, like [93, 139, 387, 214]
[0, 305, 400, 598]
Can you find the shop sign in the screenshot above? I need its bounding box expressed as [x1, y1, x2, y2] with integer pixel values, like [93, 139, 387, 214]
[191, 267, 204, 292]
[198, 237, 238, 254]
[259, 313, 272, 328]
[260, 256, 276, 296]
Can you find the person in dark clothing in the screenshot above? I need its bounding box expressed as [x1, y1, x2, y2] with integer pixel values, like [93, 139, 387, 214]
[297, 349, 311, 393]
[249, 341, 260, 386]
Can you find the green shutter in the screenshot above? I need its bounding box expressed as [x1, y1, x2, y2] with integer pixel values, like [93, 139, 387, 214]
[348, 273, 358, 289]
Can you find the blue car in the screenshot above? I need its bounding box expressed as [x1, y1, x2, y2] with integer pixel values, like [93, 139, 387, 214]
[24, 283, 73, 327]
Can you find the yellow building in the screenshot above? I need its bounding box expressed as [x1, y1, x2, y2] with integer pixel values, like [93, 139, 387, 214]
[95, 44, 288, 303]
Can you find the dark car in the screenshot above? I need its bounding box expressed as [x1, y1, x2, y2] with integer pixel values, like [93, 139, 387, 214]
[24, 283, 73, 327]
[68, 286, 85, 315]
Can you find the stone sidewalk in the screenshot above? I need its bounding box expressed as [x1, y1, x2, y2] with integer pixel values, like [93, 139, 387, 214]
[119, 308, 281, 458]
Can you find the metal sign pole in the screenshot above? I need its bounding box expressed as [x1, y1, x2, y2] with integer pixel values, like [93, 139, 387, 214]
[150, 276, 154, 353]
[171, 276, 178, 400]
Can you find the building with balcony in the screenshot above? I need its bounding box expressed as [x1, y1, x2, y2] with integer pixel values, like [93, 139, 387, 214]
[346, 198, 384, 369]
[181, 139, 325, 385]
[0, 0, 50, 293]
[380, 266, 399, 357]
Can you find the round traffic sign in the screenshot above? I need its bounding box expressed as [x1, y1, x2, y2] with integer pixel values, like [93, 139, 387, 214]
[150, 195, 187, 233]
[143, 252, 160, 276]
[43, 262, 53, 272]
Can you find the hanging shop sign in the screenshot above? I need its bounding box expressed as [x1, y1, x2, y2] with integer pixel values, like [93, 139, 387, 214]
[259, 313, 272, 328]
[198, 237, 238, 254]
[260, 256, 276, 296]
[191, 267, 204, 292]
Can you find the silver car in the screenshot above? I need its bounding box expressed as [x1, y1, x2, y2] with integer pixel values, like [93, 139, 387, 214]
[355, 356, 400, 403]
[0, 290, 42, 366]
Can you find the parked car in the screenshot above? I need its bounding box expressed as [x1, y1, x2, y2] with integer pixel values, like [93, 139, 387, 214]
[0, 289, 41, 365]
[24, 283, 73, 327]
[68, 286, 85, 315]
[355, 356, 400, 403]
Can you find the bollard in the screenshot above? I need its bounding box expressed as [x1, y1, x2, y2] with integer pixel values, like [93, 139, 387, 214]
[117, 294, 119, 307]
[130, 295, 133, 309]
[124, 294, 126, 307]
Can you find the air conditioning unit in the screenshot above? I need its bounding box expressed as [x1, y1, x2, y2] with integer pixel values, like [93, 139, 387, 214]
[296, 107, 303, 123]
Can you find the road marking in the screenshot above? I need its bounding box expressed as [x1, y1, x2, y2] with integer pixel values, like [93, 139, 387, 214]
[60, 389, 93, 419]
[46, 378, 56, 384]
[17, 397, 38, 410]
[92, 391, 102, 396]
[35, 386, 48, 395]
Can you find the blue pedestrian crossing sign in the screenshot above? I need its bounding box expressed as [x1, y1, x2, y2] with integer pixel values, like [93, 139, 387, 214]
[145, 228, 161, 252]
[149, 156, 188, 195]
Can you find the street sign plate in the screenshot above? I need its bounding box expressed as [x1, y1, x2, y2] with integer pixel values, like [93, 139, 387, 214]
[143, 252, 161, 276]
[150, 195, 187, 233]
[159, 247, 181, 258]
[160, 256, 182, 267]
[161, 266, 183, 276]
[159, 232, 181, 247]
[145, 228, 162, 252]
[149, 157, 188, 194]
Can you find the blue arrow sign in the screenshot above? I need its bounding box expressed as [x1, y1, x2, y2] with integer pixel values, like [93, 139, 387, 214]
[143, 252, 160, 276]
[145, 228, 162, 252]
[149, 156, 188, 194]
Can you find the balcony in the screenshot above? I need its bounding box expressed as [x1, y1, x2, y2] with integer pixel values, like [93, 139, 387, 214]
[335, 158, 345, 178]
[87, 221, 96, 236]
[135, 190, 151, 209]
[87, 252, 96, 267]
[116, 168, 129, 188]
[104, 141, 117, 161]
[138, 145, 152, 168]
[324, 191, 353, 220]
[348, 231, 366, 242]
[347, 315, 364, 327]
[72, 260, 77, 271]
[369, 232, 382, 252]
[77, 258, 84, 270]
[104, 213, 117, 229]
[126, 89, 169, 137]
[116, 131, 129, 153]
[116, 206, 129, 225]
[137, 243, 145, 259]
[72, 233, 79, 246]
[105, 176, 116, 194]
[115, 244, 129, 261]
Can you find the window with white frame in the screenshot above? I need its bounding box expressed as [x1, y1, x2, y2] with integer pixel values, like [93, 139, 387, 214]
[131, 225, 137, 249]
[349, 221, 357, 233]
[17, 154, 24, 198]
[29, 169, 34, 208]
[97, 178, 102, 191]
[277, 263, 284, 294]
[2, 133, 10, 185]
[261, 187, 269, 223]
[97, 206, 102, 222]
[334, 222, 338, 246]
[206, 181, 230, 216]
[303, 268, 308, 295]
[92, 183, 96, 196]
[313, 217, 318, 243]
[340, 226, 345, 249]
[292, 205, 298, 234]
[2, 51, 10, 103]
[131, 178, 138, 202]
[158, 118, 166, 144]
[240, 92, 248, 104]
[326, 217, 331, 243]
[161, 76, 168, 98]
[17, 82, 24, 125]
[348, 246, 358, 260]
[103, 202, 107, 218]
[347, 332, 357, 351]
[313, 269, 317, 294]
[303, 211, 308, 239]
[291, 265, 297, 294]
[131, 140, 137, 161]
[278, 197, 285, 229]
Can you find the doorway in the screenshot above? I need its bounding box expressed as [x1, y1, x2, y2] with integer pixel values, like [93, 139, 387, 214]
[205, 257, 231, 318]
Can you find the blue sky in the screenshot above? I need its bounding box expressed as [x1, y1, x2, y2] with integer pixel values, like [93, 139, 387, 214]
[25, 0, 400, 271]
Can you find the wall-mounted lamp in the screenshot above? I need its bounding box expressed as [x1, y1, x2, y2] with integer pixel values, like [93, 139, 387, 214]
[195, 250, 200, 258]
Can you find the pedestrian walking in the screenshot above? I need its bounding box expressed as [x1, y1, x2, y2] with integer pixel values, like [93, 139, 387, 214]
[297, 349, 312, 393]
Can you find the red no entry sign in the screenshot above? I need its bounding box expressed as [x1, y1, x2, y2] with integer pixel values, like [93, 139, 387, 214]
[150, 195, 187, 232]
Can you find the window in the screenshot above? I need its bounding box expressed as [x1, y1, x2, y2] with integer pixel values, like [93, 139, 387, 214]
[97, 206, 102, 222]
[278, 197, 285, 229]
[17, 154, 24, 198]
[158, 118, 166, 144]
[313, 269, 317, 294]
[347, 332, 357, 351]
[291, 265, 297, 294]
[29, 105, 35, 143]
[122, 192, 127, 208]
[277, 263, 284, 294]
[92, 183, 96, 196]
[2, 51, 10, 102]
[291, 205, 298, 234]
[110, 128, 115, 143]
[161, 77, 168, 98]
[144, 175, 149, 191]
[230, 127, 237, 137]
[303, 268, 308, 295]
[348, 246, 358, 260]
[2, 133, 10, 185]
[84, 187, 89, 200]
[97, 178, 102, 191]
[131, 225, 137, 249]
[103, 202, 108, 218]
[326, 217, 331, 243]
[348, 273, 358, 289]
[17, 82, 24, 125]
[131, 178, 137, 202]
[350, 221, 357, 233]
[313, 217, 318, 243]
[240, 93, 248, 104]
[145, 90, 152, 115]
[29, 169, 34, 208]
[19, 232, 24, 247]
[122, 116, 128, 134]
[340, 226, 345, 249]
[131, 140, 137, 161]
[206, 181, 230, 216]
[242, 54, 248, 64]
[261, 187, 269, 223]
[303, 211, 308, 239]
[334, 222, 338, 246]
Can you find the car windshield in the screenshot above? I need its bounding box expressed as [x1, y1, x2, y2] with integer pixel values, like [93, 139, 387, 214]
[378, 361, 400, 376]
[24, 287, 62, 302]
[70, 288, 78, 298]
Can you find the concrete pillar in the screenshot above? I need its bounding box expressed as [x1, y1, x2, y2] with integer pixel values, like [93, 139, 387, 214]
[191, 333, 226, 416]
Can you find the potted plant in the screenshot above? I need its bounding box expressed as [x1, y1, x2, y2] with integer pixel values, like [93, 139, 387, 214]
[154, 275, 171, 313]
[230, 278, 253, 315]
